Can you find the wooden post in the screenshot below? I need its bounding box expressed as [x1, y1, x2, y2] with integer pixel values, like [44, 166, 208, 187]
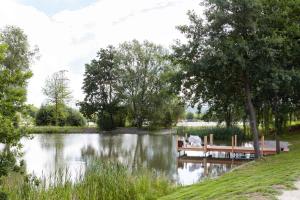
[203, 158, 208, 176]
[261, 135, 264, 156]
[209, 134, 213, 145]
[176, 136, 178, 151]
[231, 136, 234, 155]
[234, 134, 237, 147]
[204, 136, 207, 153]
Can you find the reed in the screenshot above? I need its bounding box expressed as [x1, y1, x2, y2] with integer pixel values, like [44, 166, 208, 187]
[2, 160, 174, 200]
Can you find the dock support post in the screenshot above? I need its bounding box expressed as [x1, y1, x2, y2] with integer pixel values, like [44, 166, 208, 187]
[231, 136, 234, 159]
[261, 135, 264, 156]
[210, 134, 213, 145]
[204, 136, 207, 156]
[234, 134, 237, 147]
[234, 134, 237, 158]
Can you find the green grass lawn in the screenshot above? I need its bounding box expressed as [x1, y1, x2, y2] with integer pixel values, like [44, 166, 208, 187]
[26, 126, 98, 134]
[160, 132, 300, 200]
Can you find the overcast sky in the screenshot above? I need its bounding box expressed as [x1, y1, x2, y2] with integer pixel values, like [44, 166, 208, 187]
[0, 0, 202, 107]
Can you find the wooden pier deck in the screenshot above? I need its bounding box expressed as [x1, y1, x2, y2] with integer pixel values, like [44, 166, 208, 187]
[177, 156, 249, 165]
[177, 145, 288, 155]
[177, 134, 289, 157]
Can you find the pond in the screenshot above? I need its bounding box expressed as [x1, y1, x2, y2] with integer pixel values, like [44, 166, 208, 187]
[20, 133, 251, 185]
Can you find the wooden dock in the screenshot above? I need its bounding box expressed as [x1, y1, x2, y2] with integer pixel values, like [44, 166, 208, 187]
[177, 156, 249, 165]
[177, 134, 289, 157]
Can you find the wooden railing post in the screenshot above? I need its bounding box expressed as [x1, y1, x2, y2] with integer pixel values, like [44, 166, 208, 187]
[210, 134, 213, 145]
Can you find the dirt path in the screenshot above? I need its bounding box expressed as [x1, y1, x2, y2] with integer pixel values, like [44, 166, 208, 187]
[278, 181, 300, 200]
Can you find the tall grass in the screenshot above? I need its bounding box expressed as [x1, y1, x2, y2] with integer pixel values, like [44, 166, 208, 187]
[1, 160, 174, 200]
[176, 126, 250, 140]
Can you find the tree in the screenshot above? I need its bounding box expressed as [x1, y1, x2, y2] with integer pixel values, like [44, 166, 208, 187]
[43, 70, 72, 126]
[80, 46, 120, 130]
[0, 25, 36, 197]
[80, 42, 184, 130]
[173, 0, 300, 158]
[117, 40, 176, 128]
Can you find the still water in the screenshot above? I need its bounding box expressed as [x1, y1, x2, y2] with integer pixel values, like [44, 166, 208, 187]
[20, 133, 246, 185]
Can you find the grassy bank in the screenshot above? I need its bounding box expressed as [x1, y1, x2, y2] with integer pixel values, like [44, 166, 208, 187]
[26, 126, 98, 134]
[2, 160, 174, 200]
[176, 126, 250, 140]
[160, 132, 300, 200]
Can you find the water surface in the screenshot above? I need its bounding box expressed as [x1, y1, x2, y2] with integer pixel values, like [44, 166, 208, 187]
[21, 133, 248, 185]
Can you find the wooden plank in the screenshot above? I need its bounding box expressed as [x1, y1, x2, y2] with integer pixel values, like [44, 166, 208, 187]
[178, 145, 289, 155]
[210, 134, 213, 145]
[177, 156, 249, 165]
[204, 136, 207, 153]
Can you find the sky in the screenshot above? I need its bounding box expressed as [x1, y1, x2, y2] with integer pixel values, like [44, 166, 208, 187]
[0, 0, 203, 107]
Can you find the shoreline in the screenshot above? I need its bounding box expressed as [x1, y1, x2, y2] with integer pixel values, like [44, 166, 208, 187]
[27, 126, 175, 135]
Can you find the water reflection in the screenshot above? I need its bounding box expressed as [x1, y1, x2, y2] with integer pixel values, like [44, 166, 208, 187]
[21, 134, 245, 185]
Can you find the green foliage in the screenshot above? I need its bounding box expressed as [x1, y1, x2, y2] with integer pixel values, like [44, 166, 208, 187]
[80, 46, 120, 130]
[0, 25, 36, 196]
[2, 160, 174, 200]
[35, 104, 86, 127]
[43, 70, 72, 126]
[177, 126, 248, 140]
[172, 0, 300, 157]
[65, 107, 86, 127]
[26, 126, 96, 134]
[81, 42, 184, 130]
[185, 112, 194, 120]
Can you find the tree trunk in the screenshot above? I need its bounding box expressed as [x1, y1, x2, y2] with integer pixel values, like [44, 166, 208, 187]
[263, 105, 270, 136]
[245, 80, 261, 158]
[55, 101, 58, 126]
[274, 114, 281, 154]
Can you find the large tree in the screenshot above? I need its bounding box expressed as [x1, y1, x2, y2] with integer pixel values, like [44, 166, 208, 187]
[80, 46, 120, 130]
[118, 40, 176, 128]
[81, 41, 184, 130]
[0, 26, 36, 197]
[42, 70, 72, 126]
[172, 0, 299, 158]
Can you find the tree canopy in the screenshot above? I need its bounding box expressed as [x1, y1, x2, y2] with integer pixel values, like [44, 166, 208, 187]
[0, 25, 36, 197]
[172, 0, 300, 157]
[43, 70, 72, 125]
[80, 40, 184, 130]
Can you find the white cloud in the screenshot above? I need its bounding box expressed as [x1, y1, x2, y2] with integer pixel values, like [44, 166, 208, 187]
[0, 0, 203, 107]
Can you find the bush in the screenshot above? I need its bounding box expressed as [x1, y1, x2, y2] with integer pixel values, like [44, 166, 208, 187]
[97, 112, 115, 131]
[66, 108, 86, 126]
[186, 112, 194, 120]
[35, 105, 86, 127]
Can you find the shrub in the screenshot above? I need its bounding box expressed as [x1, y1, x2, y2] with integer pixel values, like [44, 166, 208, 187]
[35, 105, 86, 127]
[66, 108, 86, 127]
[186, 112, 194, 120]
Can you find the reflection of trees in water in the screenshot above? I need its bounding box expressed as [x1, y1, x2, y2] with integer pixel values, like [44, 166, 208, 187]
[81, 145, 96, 163]
[89, 134, 177, 181]
[38, 134, 65, 171]
[97, 134, 136, 164]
